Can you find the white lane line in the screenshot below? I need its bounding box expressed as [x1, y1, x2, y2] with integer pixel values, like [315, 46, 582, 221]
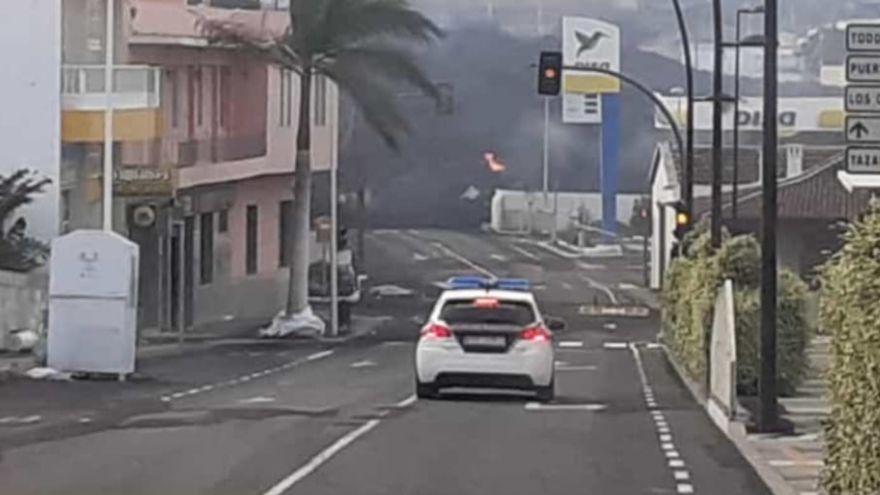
[262, 419, 383, 495]
[490, 253, 508, 262]
[618, 283, 639, 290]
[660, 434, 673, 442]
[578, 274, 619, 304]
[665, 451, 680, 459]
[308, 350, 335, 361]
[661, 442, 676, 451]
[239, 396, 276, 404]
[603, 342, 629, 349]
[431, 242, 495, 278]
[555, 365, 598, 372]
[524, 403, 607, 411]
[262, 394, 416, 495]
[677, 483, 694, 494]
[510, 245, 540, 261]
[412, 253, 429, 261]
[350, 360, 377, 369]
[669, 459, 686, 468]
[561, 282, 574, 290]
[557, 341, 584, 348]
[674, 470, 690, 481]
[768, 459, 824, 467]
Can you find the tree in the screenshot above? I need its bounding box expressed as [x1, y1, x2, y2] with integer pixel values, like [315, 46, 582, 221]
[201, 0, 442, 321]
[0, 169, 51, 272]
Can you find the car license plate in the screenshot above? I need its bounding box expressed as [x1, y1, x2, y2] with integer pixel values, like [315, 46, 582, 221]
[463, 335, 506, 347]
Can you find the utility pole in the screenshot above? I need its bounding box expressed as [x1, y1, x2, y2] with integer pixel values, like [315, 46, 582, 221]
[103, 0, 115, 231]
[758, 0, 779, 433]
[710, 0, 723, 248]
[542, 97, 550, 203]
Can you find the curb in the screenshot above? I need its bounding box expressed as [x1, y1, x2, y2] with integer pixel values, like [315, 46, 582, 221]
[658, 344, 799, 495]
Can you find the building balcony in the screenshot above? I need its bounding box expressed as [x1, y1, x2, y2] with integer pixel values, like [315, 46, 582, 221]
[61, 65, 163, 143]
[177, 135, 267, 167]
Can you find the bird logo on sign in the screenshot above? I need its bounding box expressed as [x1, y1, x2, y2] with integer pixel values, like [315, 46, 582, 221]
[575, 30, 609, 57]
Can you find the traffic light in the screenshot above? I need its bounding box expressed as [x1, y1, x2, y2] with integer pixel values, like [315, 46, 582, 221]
[338, 227, 349, 250]
[673, 202, 691, 240]
[537, 51, 563, 96]
[435, 82, 454, 115]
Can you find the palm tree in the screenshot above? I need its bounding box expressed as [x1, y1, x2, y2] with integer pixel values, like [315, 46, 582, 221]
[201, 0, 442, 325]
[0, 169, 51, 272]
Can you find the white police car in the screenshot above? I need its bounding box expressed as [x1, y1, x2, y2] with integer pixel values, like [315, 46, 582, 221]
[415, 277, 563, 401]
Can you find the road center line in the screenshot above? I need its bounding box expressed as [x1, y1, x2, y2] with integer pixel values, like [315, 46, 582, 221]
[431, 242, 496, 278]
[510, 245, 540, 261]
[261, 394, 416, 495]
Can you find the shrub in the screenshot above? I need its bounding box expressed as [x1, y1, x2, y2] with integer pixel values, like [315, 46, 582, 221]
[662, 231, 812, 396]
[819, 206, 880, 495]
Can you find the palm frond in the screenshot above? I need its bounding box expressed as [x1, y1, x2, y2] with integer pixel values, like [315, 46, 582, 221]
[315, 0, 443, 52]
[327, 46, 438, 100]
[323, 63, 409, 150]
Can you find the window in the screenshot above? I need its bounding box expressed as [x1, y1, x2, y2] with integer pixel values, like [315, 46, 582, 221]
[200, 212, 214, 284]
[279, 200, 292, 267]
[279, 69, 294, 127]
[439, 299, 536, 326]
[168, 69, 179, 128]
[196, 66, 203, 126]
[246, 205, 258, 275]
[219, 67, 231, 127]
[61, 190, 71, 223]
[315, 75, 327, 126]
[218, 209, 228, 233]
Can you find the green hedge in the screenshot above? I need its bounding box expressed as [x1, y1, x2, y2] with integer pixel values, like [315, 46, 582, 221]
[661, 231, 811, 396]
[819, 206, 880, 495]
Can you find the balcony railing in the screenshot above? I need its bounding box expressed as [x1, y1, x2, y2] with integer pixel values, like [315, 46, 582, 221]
[61, 65, 162, 111]
[177, 134, 267, 167]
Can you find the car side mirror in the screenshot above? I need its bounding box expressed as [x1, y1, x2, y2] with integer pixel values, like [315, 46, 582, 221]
[546, 317, 566, 332]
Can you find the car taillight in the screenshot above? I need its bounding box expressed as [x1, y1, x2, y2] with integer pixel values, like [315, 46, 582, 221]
[520, 325, 552, 343]
[421, 323, 452, 339]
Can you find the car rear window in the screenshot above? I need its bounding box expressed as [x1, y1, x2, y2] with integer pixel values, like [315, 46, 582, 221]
[439, 299, 535, 326]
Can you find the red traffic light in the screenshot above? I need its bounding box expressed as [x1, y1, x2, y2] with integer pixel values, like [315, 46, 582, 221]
[544, 68, 558, 80]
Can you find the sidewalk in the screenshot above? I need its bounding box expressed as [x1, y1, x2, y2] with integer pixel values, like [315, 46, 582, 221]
[742, 335, 830, 495]
[1, 313, 387, 377]
[663, 335, 831, 495]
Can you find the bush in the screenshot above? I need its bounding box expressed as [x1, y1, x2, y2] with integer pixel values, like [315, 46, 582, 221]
[662, 232, 812, 396]
[819, 206, 880, 495]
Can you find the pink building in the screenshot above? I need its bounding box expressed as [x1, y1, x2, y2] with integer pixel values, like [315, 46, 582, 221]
[60, 0, 337, 331]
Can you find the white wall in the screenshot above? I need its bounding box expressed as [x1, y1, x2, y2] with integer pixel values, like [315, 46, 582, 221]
[490, 189, 641, 234]
[0, 0, 61, 241]
[650, 152, 679, 290]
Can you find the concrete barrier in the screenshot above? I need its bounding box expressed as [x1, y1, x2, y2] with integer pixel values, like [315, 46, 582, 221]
[0, 268, 48, 351]
[708, 279, 737, 431]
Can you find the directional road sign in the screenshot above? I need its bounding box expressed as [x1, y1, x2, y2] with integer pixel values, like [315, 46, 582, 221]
[846, 86, 880, 112]
[847, 55, 880, 83]
[847, 24, 880, 52]
[846, 116, 880, 143]
[846, 147, 880, 174]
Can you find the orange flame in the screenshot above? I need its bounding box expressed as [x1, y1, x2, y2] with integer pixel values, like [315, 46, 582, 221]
[483, 152, 507, 173]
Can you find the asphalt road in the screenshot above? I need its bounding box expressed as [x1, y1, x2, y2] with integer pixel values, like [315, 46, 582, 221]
[0, 229, 770, 495]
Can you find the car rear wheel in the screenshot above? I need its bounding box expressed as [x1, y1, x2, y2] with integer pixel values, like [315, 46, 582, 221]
[535, 378, 554, 403]
[416, 381, 440, 400]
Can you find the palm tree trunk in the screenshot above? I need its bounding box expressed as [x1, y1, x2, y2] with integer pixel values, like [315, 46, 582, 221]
[286, 70, 313, 316]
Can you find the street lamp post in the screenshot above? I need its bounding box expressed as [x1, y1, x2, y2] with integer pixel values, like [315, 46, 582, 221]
[732, 6, 766, 220]
[103, 0, 115, 231]
[758, 0, 779, 433]
[710, 0, 723, 248]
[671, 0, 695, 225]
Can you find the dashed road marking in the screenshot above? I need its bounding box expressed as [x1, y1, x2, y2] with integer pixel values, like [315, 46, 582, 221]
[490, 253, 508, 262]
[768, 459, 824, 467]
[630, 343, 694, 493]
[159, 349, 336, 404]
[524, 403, 607, 412]
[350, 360, 377, 369]
[603, 342, 628, 350]
[561, 282, 573, 290]
[555, 365, 598, 372]
[677, 483, 694, 494]
[557, 341, 584, 349]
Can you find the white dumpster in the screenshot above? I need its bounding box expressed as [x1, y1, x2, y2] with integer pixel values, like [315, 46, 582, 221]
[47, 230, 139, 378]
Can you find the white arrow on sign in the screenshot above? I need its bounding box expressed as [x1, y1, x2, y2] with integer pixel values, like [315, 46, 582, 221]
[846, 147, 880, 174]
[847, 55, 880, 83]
[847, 24, 880, 52]
[846, 86, 880, 112]
[846, 116, 880, 144]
